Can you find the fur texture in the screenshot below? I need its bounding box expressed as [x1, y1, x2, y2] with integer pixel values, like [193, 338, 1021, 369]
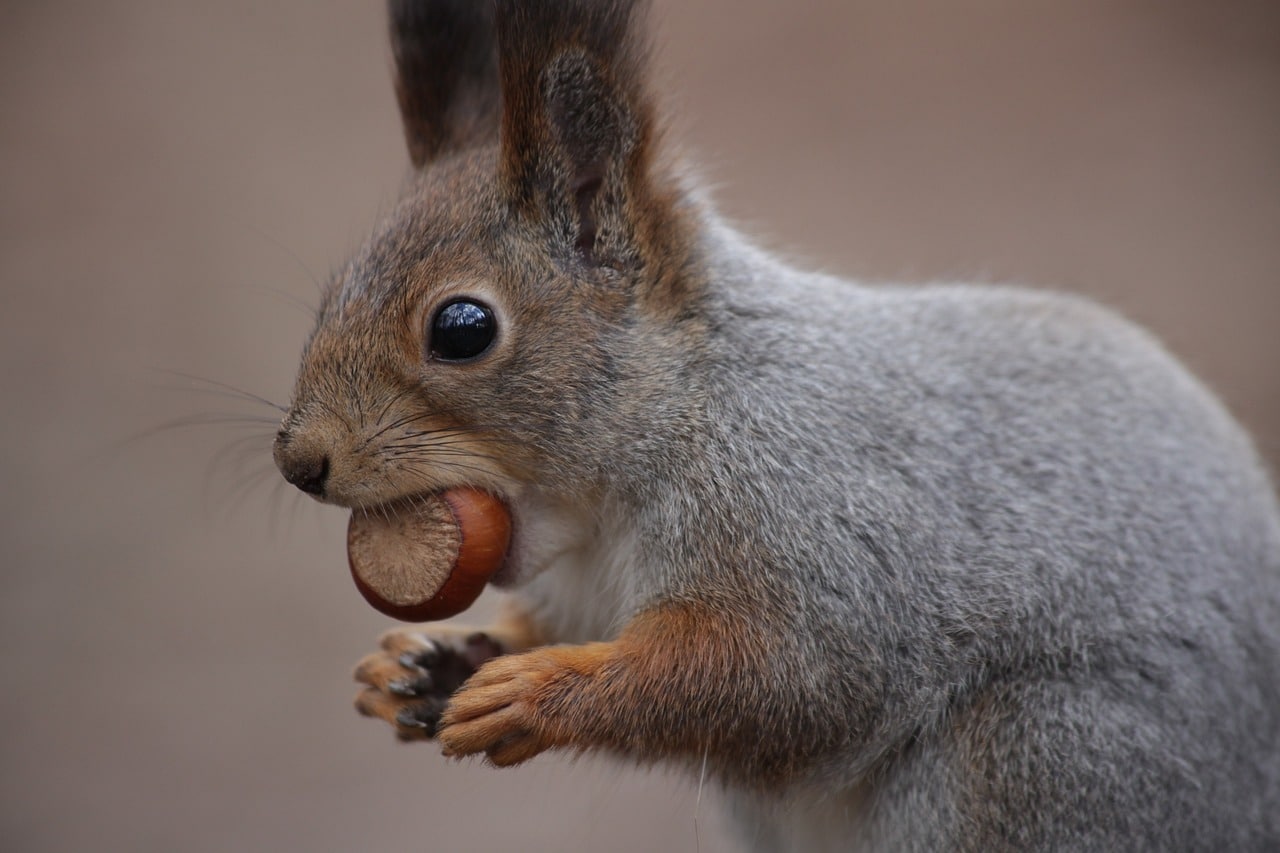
[276, 1, 1280, 849]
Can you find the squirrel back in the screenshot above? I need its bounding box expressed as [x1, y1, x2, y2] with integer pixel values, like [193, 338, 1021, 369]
[276, 2, 1280, 849]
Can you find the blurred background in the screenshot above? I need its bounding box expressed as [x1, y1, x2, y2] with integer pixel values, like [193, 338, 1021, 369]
[2, 1, 1277, 851]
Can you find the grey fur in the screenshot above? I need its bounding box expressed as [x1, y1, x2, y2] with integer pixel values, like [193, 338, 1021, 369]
[280, 2, 1280, 849]
[515, 220, 1280, 850]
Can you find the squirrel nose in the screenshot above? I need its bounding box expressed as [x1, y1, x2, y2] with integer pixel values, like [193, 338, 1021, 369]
[274, 428, 331, 496]
[282, 453, 329, 496]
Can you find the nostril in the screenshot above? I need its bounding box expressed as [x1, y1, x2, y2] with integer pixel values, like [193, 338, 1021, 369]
[284, 454, 330, 496]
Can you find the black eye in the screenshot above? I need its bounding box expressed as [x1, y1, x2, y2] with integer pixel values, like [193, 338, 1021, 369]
[429, 299, 497, 361]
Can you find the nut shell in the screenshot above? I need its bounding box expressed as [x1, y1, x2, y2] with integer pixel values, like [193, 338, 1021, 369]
[347, 488, 510, 622]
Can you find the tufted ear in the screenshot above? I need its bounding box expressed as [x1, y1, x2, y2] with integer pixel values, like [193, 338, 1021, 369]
[494, 0, 658, 265]
[389, 0, 501, 168]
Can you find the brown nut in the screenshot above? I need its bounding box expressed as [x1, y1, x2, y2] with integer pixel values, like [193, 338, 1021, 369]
[346, 488, 511, 622]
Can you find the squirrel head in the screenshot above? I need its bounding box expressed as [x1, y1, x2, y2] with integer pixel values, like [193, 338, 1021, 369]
[274, 0, 704, 510]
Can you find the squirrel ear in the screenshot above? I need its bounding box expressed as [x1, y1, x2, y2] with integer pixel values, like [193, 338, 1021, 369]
[494, 0, 657, 264]
[389, 0, 500, 168]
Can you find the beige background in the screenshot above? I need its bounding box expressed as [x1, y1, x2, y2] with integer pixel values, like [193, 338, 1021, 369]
[2, 2, 1277, 851]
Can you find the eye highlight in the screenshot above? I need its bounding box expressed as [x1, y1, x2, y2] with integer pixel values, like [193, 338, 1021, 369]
[428, 299, 497, 361]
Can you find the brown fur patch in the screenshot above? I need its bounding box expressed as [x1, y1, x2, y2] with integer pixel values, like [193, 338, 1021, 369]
[435, 597, 813, 786]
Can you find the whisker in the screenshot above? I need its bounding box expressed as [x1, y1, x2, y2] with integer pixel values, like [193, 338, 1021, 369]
[167, 413, 280, 429]
[265, 476, 301, 538]
[218, 464, 285, 518]
[152, 384, 287, 413]
[315, 398, 348, 426]
[396, 457, 498, 481]
[210, 432, 276, 465]
[231, 214, 328, 300]
[376, 435, 508, 454]
[205, 431, 275, 486]
[151, 369, 287, 413]
[371, 388, 414, 435]
[209, 438, 275, 484]
[388, 431, 514, 449]
[381, 447, 505, 465]
[358, 406, 437, 449]
[248, 283, 319, 321]
[397, 426, 511, 440]
[378, 435, 506, 451]
[106, 414, 278, 457]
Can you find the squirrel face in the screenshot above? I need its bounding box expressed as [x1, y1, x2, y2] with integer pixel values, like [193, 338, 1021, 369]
[275, 149, 571, 509]
[274, 0, 704, 518]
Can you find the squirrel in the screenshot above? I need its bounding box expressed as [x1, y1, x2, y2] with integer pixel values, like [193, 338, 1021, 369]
[272, 1, 1280, 849]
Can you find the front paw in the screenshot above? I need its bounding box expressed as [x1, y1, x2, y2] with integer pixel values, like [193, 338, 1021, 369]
[437, 644, 610, 766]
[353, 627, 503, 741]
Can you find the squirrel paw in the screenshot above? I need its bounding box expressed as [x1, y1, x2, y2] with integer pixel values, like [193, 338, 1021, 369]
[437, 644, 610, 766]
[353, 627, 503, 741]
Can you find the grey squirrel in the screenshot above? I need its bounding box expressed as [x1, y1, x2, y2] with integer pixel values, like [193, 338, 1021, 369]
[272, 1, 1280, 849]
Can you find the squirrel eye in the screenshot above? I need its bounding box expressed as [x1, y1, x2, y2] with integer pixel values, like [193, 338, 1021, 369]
[429, 299, 497, 361]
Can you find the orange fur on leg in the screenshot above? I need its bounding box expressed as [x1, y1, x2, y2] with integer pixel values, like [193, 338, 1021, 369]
[435, 600, 800, 782]
[438, 642, 615, 764]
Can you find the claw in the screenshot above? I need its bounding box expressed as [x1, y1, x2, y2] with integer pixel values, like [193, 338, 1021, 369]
[356, 627, 517, 742]
[398, 652, 425, 672]
[395, 702, 444, 737]
[395, 709, 431, 728]
[388, 675, 432, 697]
[414, 642, 443, 668]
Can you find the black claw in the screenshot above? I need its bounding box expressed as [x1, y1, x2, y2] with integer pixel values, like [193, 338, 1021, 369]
[414, 641, 443, 668]
[395, 701, 444, 737]
[389, 675, 433, 697]
[395, 709, 431, 728]
[385, 634, 507, 709]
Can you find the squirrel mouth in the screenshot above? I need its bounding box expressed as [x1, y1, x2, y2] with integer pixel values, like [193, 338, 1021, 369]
[345, 488, 512, 622]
